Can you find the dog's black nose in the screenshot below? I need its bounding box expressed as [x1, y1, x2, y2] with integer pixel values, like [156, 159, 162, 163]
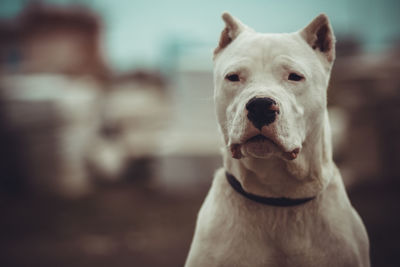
[246, 97, 279, 130]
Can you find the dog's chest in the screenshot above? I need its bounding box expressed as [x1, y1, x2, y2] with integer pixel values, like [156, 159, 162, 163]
[211, 217, 355, 267]
[202, 191, 358, 267]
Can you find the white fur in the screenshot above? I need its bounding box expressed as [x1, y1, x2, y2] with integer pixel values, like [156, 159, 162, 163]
[185, 13, 370, 267]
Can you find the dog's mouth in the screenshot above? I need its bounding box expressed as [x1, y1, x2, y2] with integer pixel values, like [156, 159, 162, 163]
[230, 134, 300, 161]
[246, 134, 271, 143]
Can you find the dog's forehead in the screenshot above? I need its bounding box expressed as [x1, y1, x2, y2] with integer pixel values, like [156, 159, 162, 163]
[216, 31, 312, 71]
[241, 33, 301, 56]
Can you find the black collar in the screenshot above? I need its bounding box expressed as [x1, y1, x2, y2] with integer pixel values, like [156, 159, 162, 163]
[226, 172, 315, 207]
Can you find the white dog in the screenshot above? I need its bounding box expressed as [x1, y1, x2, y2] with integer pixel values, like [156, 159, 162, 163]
[185, 13, 370, 267]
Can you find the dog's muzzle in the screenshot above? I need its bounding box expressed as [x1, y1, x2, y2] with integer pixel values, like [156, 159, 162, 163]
[229, 96, 300, 161]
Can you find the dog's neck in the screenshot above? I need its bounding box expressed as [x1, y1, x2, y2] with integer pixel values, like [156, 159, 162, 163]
[223, 111, 335, 199]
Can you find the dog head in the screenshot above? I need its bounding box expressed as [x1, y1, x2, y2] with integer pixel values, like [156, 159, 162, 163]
[213, 13, 335, 162]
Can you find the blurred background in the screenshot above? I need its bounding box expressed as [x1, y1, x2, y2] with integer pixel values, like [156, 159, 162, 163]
[0, 0, 399, 266]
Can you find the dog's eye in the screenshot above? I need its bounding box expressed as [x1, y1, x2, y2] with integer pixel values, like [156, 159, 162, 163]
[288, 73, 304, 81]
[225, 74, 240, 82]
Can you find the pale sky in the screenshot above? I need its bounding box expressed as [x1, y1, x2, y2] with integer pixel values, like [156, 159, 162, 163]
[1, 0, 399, 72]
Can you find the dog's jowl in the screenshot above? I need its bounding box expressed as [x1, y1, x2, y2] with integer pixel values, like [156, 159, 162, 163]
[185, 13, 370, 267]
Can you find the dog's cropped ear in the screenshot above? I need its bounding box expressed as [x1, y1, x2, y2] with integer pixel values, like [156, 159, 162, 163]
[214, 12, 247, 56]
[300, 14, 336, 63]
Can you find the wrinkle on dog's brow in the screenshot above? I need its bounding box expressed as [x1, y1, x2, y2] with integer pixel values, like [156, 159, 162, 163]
[223, 57, 253, 70]
[275, 55, 310, 77]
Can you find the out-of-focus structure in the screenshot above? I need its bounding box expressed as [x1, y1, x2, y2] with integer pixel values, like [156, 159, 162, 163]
[0, 2, 107, 77]
[329, 39, 400, 186]
[89, 71, 170, 183]
[0, 2, 170, 197]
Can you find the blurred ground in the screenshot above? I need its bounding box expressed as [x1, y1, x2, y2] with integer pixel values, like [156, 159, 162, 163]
[1, 173, 400, 267]
[0, 174, 209, 267]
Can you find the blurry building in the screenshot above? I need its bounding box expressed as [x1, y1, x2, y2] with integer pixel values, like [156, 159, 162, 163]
[0, 2, 108, 78]
[329, 39, 400, 186]
[87, 70, 170, 182]
[0, 75, 102, 196]
[0, 2, 170, 197]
